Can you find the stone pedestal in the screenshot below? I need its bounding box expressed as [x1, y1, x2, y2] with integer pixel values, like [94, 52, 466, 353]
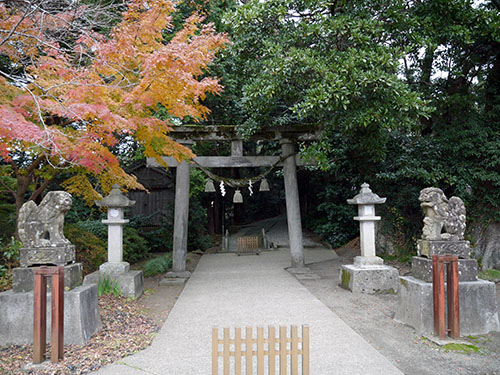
[0, 284, 101, 345]
[411, 256, 478, 283]
[84, 270, 144, 299]
[340, 264, 399, 294]
[20, 244, 75, 267]
[395, 276, 500, 335]
[12, 263, 83, 293]
[100, 261, 130, 274]
[417, 240, 471, 259]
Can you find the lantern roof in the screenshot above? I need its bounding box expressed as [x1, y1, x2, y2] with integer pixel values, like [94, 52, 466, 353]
[96, 184, 136, 208]
[347, 183, 386, 205]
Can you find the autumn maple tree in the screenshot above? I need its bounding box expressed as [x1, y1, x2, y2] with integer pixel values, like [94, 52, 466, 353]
[0, 0, 228, 214]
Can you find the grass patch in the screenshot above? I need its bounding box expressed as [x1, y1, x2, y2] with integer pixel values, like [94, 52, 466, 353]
[478, 268, 500, 281]
[98, 276, 122, 297]
[442, 343, 481, 354]
[143, 254, 172, 277]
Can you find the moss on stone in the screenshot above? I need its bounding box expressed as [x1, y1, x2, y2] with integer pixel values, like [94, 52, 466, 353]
[341, 269, 351, 288]
[442, 343, 481, 354]
[375, 288, 397, 295]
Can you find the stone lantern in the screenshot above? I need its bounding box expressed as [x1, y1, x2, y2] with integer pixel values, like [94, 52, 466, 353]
[347, 182, 386, 266]
[340, 183, 399, 294]
[96, 184, 136, 274]
[83, 184, 143, 298]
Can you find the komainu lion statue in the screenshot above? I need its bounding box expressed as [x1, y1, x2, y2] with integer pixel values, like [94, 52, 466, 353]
[18, 191, 73, 247]
[419, 187, 466, 241]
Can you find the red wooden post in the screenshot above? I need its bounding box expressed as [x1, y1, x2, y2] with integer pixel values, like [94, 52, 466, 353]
[432, 255, 460, 339]
[432, 256, 446, 339]
[32, 266, 64, 364]
[33, 268, 47, 364]
[432, 256, 439, 335]
[51, 266, 64, 362]
[447, 260, 460, 339]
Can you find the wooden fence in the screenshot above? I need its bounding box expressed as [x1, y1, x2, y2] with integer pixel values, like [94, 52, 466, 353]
[212, 325, 309, 375]
[237, 236, 261, 255]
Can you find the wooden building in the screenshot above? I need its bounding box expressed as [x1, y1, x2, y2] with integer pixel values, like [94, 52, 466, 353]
[126, 161, 174, 224]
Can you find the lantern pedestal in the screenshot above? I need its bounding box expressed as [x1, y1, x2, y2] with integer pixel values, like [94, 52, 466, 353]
[84, 270, 144, 299]
[340, 183, 399, 294]
[99, 261, 130, 274]
[340, 264, 399, 294]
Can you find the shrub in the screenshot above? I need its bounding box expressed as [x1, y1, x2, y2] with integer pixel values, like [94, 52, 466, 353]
[71, 220, 150, 264]
[143, 254, 172, 277]
[123, 226, 149, 264]
[64, 224, 107, 275]
[0, 237, 21, 291]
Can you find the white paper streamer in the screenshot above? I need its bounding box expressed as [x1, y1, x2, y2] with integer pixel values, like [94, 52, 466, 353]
[220, 181, 226, 197]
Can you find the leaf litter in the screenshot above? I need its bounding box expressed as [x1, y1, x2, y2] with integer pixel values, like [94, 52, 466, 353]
[0, 295, 160, 374]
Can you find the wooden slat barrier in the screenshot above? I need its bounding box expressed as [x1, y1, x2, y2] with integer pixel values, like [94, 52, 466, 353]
[212, 325, 309, 375]
[237, 236, 261, 256]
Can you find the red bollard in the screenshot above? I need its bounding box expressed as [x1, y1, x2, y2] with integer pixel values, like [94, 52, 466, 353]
[33, 266, 64, 364]
[432, 255, 460, 339]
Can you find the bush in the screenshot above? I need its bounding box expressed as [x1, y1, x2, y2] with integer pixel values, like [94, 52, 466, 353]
[143, 254, 172, 277]
[0, 237, 21, 291]
[129, 212, 173, 253]
[64, 224, 107, 275]
[123, 226, 149, 264]
[71, 220, 150, 265]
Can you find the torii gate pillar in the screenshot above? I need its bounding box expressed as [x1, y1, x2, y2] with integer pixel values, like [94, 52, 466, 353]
[280, 139, 307, 271]
[167, 144, 193, 279]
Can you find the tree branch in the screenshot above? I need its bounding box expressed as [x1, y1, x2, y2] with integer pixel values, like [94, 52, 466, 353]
[0, 179, 15, 195]
[29, 173, 57, 202]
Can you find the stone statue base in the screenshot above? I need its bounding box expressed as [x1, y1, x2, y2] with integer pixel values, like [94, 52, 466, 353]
[417, 240, 470, 259]
[12, 263, 83, 293]
[395, 276, 500, 335]
[20, 244, 75, 267]
[411, 256, 478, 283]
[340, 264, 399, 294]
[0, 284, 101, 345]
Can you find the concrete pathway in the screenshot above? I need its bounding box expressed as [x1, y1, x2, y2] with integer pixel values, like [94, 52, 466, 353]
[94, 249, 403, 374]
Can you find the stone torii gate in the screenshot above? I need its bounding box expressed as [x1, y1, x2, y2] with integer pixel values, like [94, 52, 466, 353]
[147, 125, 321, 278]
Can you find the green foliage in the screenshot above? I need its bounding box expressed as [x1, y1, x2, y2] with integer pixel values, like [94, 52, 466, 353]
[0, 237, 21, 291]
[188, 169, 212, 251]
[97, 276, 122, 298]
[442, 343, 481, 354]
[478, 269, 500, 281]
[143, 254, 172, 277]
[215, 0, 429, 136]
[72, 220, 150, 264]
[129, 213, 173, 253]
[64, 224, 107, 275]
[123, 227, 149, 264]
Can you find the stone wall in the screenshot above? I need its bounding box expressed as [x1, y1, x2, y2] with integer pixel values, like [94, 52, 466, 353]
[470, 221, 500, 270]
